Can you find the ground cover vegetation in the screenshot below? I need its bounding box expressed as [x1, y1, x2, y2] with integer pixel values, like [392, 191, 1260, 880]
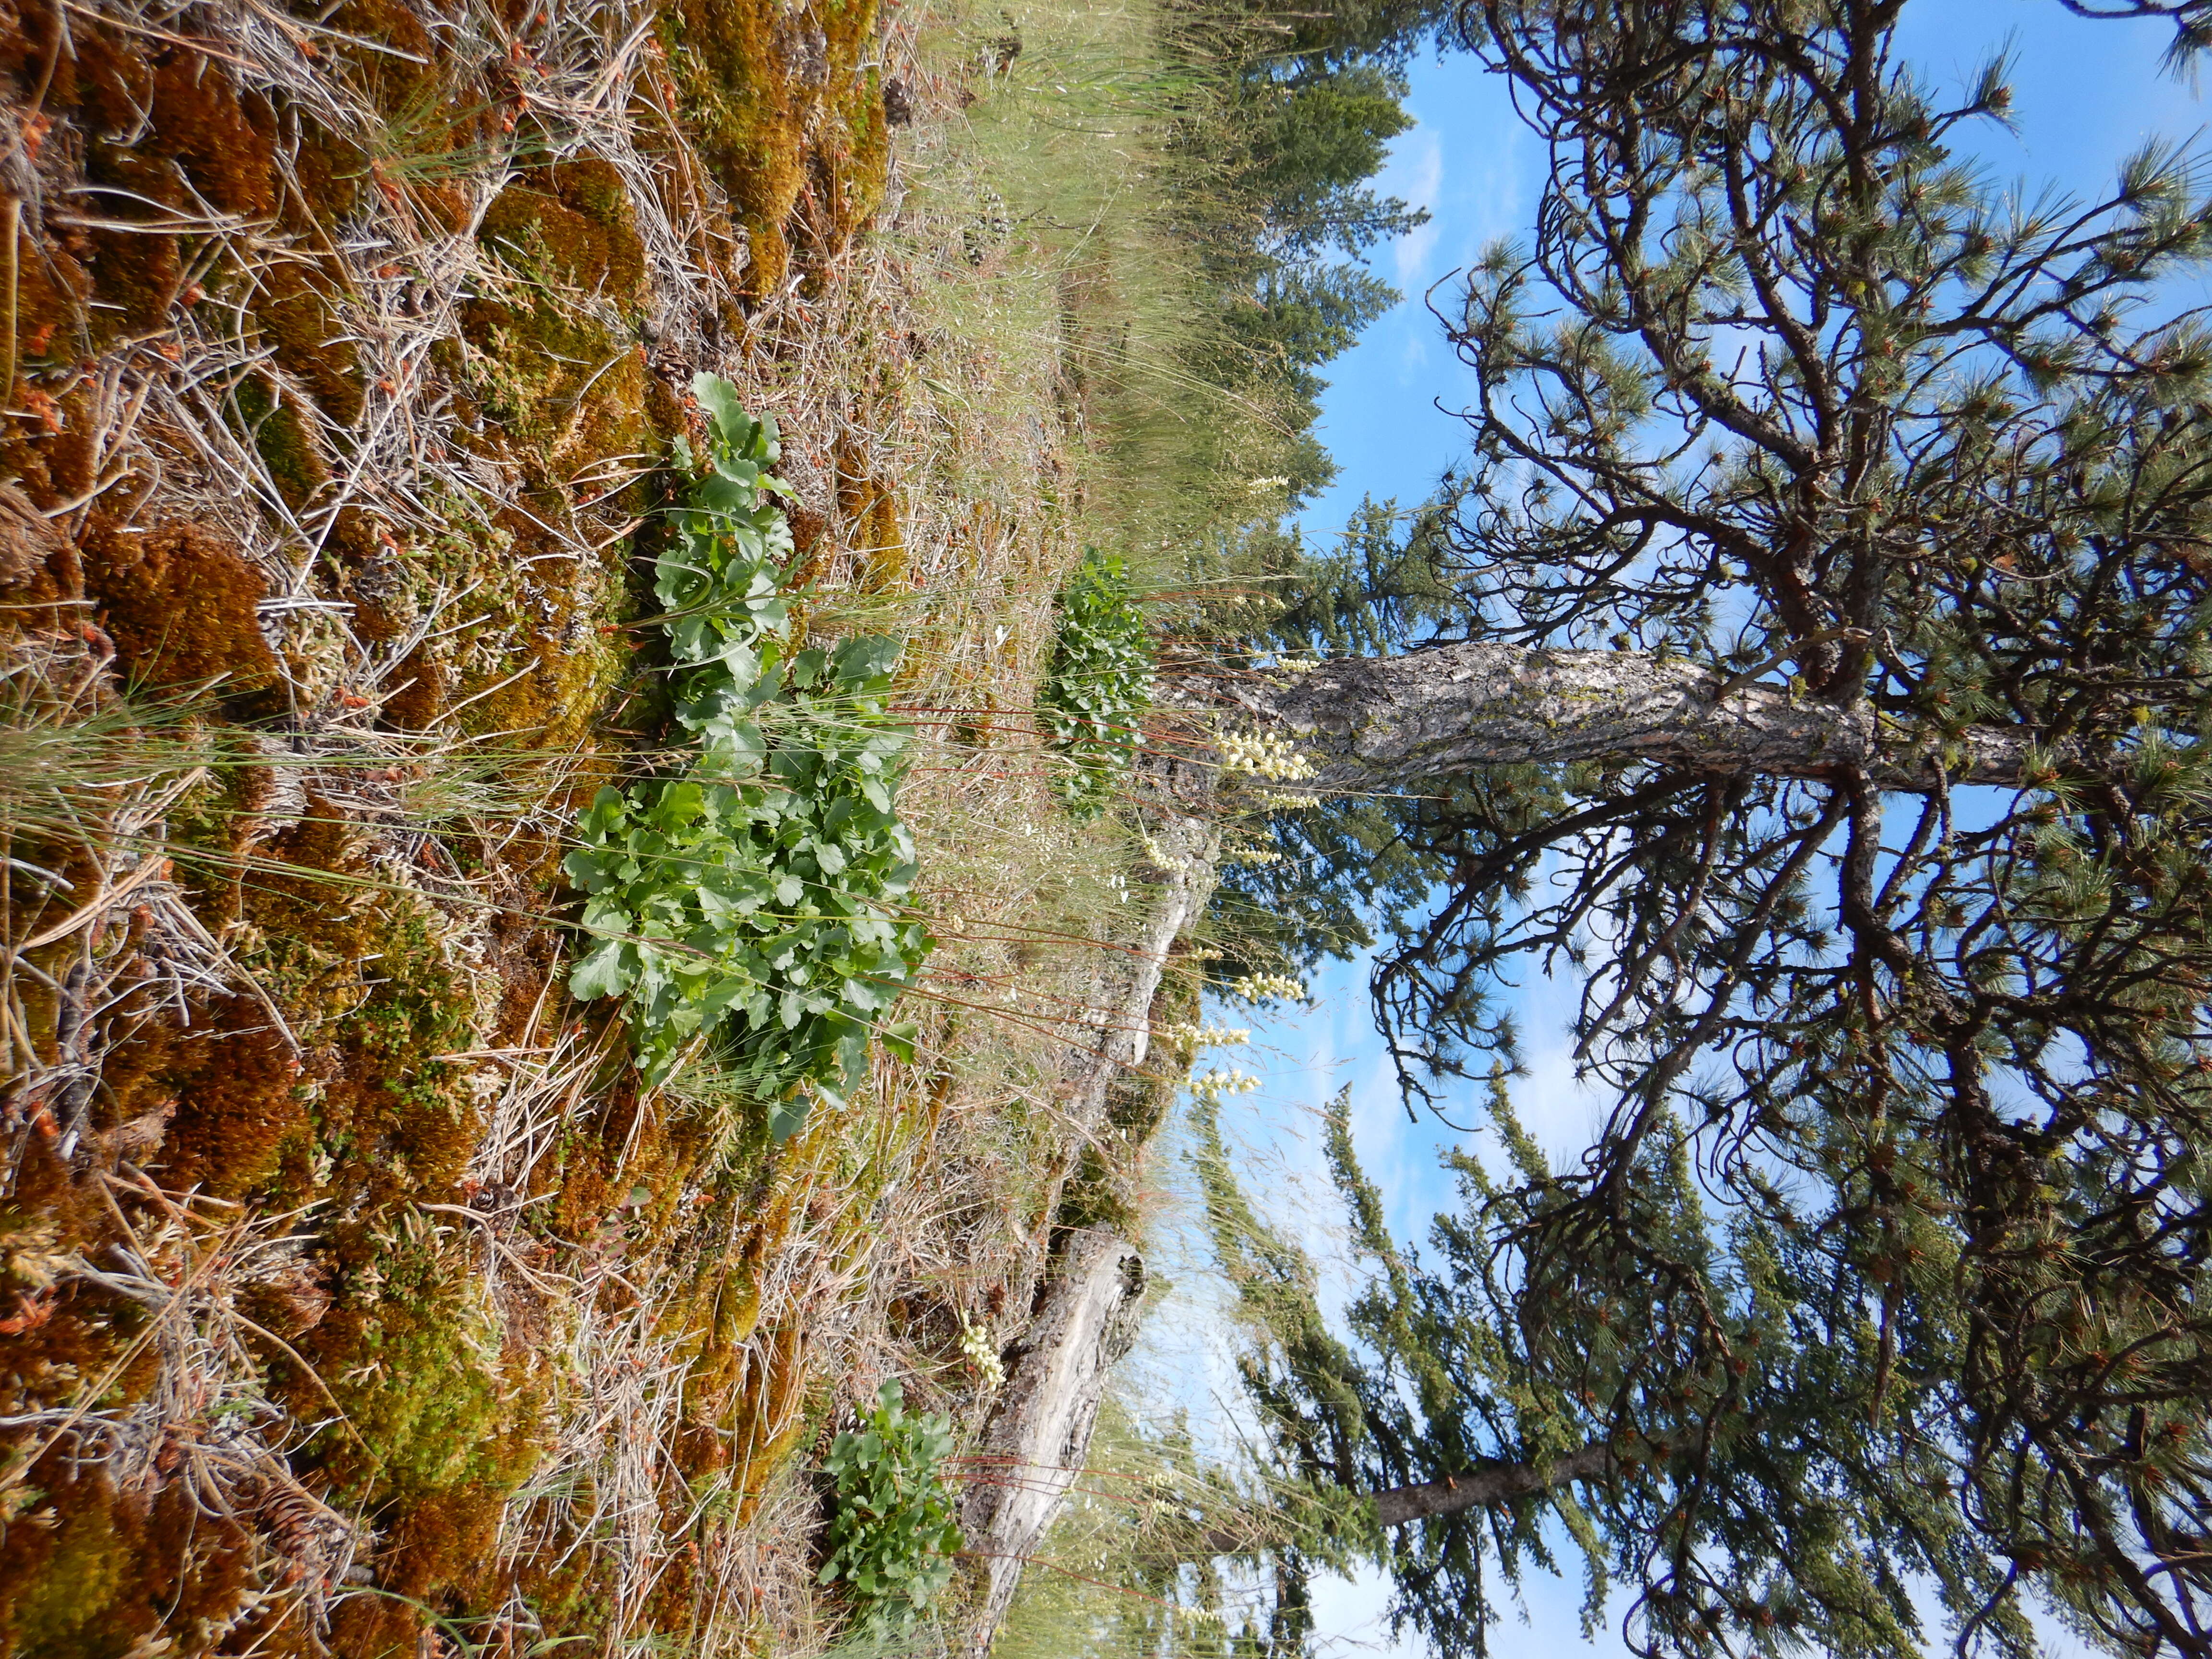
[816, 1378, 962, 1640]
[1038, 551, 1156, 814]
[565, 374, 928, 1120]
[0, 0, 1429, 1652]
[1038, 2, 2212, 1658]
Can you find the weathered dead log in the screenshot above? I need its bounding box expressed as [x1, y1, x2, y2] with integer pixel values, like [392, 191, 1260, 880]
[1055, 810, 1218, 1134]
[954, 798, 1214, 1656]
[958, 1227, 1149, 1653]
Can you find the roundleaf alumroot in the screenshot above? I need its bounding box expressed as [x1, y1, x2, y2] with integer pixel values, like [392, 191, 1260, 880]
[565, 375, 931, 1138]
[818, 1379, 963, 1641]
[1038, 550, 1155, 815]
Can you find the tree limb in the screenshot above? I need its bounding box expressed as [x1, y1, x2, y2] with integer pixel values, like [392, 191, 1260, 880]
[1369, 1439, 1615, 1528]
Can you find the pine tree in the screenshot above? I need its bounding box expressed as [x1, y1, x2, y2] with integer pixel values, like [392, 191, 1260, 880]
[2055, 2, 2212, 70]
[1189, 3, 2212, 1656]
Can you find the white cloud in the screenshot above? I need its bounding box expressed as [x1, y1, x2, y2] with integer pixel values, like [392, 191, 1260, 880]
[1388, 130, 1447, 295]
[1499, 962, 1614, 1173]
[1307, 1563, 1427, 1657]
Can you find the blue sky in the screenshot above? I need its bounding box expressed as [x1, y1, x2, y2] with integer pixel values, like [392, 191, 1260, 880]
[1298, 0, 2212, 545]
[1123, 5, 2212, 1656]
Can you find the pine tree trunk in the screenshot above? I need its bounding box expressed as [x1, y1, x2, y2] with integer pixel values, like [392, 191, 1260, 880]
[1235, 643, 2047, 792]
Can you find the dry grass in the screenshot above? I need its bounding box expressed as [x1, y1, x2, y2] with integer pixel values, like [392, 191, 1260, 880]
[0, 1177, 367, 1646]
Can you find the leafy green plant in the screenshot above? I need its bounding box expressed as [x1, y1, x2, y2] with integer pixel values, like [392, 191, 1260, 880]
[1038, 551, 1155, 814]
[565, 376, 931, 1133]
[818, 1379, 964, 1641]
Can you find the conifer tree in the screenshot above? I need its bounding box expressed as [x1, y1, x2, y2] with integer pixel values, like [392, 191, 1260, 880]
[2056, 1, 2212, 70]
[1194, 3, 2212, 1656]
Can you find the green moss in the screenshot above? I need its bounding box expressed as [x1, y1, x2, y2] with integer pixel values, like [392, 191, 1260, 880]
[481, 186, 625, 301]
[5, 1485, 135, 1659]
[188, 804, 487, 1214]
[550, 156, 635, 233]
[514, 158, 655, 305]
[331, 942, 476, 1193]
[340, 483, 635, 750]
[258, 278, 366, 431]
[439, 164, 679, 755]
[327, 1273, 520, 1503]
[312, 1249, 537, 1650]
[463, 201, 661, 478]
[657, 0, 897, 299]
[232, 373, 331, 508]
[818, 0, 890, 258]
[344, 913, 480, 1183]
[663, 0, 800, 299]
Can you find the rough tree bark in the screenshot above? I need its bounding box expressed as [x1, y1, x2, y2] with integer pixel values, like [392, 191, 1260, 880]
[1367, 1441, 1612, 1528]
[959, 1229, 1150, 1655]
[1234, 642, 2054, 792]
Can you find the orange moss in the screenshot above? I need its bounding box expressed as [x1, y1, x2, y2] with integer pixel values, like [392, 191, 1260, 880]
[3, 379, 102, 511]
[376, 1478, 510, 1600]
[0, 486, 78, 607]
[77, 518, 281, 701]
[730, 1322, 814, 1525]
[663, 0, 888, 302]
[320, 0, 437, 59]
[379, 644, 446, 730]
[0, 4, 370, 421]
[153, 997, 305, 1198]
[0, 0, 915, 1640]
[0, 1238, 266, 1655]
[481, 184, 631, 303]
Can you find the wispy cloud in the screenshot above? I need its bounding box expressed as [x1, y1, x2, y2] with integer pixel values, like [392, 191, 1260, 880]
[1388, 129, 1447, 295]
